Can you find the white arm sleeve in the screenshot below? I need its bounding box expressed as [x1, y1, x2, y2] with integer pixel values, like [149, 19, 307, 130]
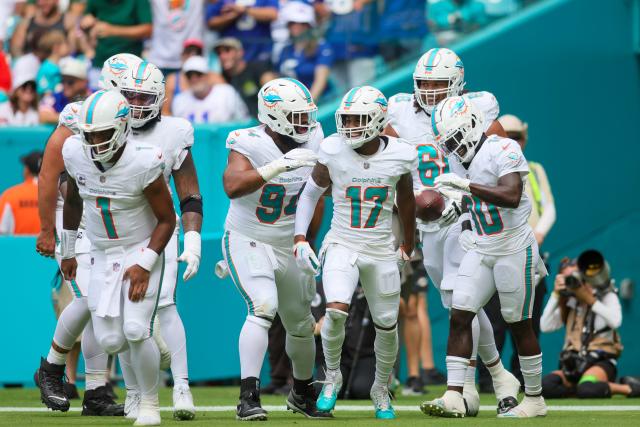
[294, 176, 327, 237]
[540, 293, 563, 333]
[534, 198, 556, 238]
[592, 293, 622, 330]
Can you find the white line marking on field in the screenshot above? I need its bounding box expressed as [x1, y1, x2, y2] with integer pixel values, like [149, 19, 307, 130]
[0, 405, 639, 413]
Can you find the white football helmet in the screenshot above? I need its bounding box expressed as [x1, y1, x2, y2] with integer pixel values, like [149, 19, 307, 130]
[78, 90, 131, 162]
[258, 77, 318, 143]
[99, 53, 142, 91]
[119, 61, 165, 128]
[335, 86, 388, 149]
[431, 96, 484, 163]
[413, 48, 465, 111]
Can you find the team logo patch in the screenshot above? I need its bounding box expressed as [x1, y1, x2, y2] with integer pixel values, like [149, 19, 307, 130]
[506, 151, 522, 166]
[100, 176, 106, 183]
[113, 262, 120, 272]
[363, 162, 370, 169]
[250, 241, 256, 247]
[77, 174, 86, 186]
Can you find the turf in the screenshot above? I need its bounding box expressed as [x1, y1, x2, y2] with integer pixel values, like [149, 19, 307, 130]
[0, 386, 638, 426]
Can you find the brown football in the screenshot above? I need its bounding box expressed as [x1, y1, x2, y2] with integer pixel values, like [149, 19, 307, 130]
[415, 189, 445, 222]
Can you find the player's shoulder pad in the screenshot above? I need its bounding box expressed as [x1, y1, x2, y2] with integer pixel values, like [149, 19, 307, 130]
[226, 125, 264, 151]
[465, 91, 499, 120]
[319, 134, 345, 157]
[58, 101, 83, 134]
[162, 115, 195, 149]
[388, 93, 414, 115]
[131, 141, 165, 169]
[61, 134, 83, 160]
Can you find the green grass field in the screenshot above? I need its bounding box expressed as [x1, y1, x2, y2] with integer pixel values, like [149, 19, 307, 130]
[0, 385, 638, 426]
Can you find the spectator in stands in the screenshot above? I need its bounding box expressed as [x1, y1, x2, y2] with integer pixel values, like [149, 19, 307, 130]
[147, 0, 204, 76]
[39, 57, 90, 124]
[35, 30, 70, 95]
[0, 1, 27, 47]
[378, 0, 429, 64]
[0, 59, 38, 126]
[214, 37, 276, 118]
[276, 1, 333, 101]
[10, 0, 71, 58]
[0, 150, 42, 235]
[207, 0, 279, 63]
[171, 55, 249, 124]
[81, 0, 152, 86]
[162, 38, 226, 116]
[324, 0, 378, 91]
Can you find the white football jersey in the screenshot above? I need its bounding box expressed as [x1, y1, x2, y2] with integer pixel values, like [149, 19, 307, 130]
[224, 124, 324, 247]
[448, 135, 534, 255]
[319, 135, 418, 260]
[62, 136, 166, 250]
[58, 101, 83, 135]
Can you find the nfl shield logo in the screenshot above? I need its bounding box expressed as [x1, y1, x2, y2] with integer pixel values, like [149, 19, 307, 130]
[363, 162, 370, 169]
[113, 262, 120, 272]
[100, 176, 106, 183]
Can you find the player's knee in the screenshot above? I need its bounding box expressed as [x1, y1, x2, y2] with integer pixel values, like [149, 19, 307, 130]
[576, 380, 611, 399]
[251, 297, 278, 320]
[541, 373, 571, 398]
[98, 332, 126, 354]
[325, 308, 348, 330]
[246, 315, 272, 330]
[123, 320, 149, 343]
[450, 308, 475, 331]
[282, 313, 315, 338]
[371, 306, 399, 330]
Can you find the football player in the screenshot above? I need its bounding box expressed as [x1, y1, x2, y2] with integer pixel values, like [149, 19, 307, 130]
[34, 53, 142, 417]
[221, 78, 328, 421]
[294, 86, 417, 419]
[385, 48, 519, 414]
[422, 96, 547, 418]
[60, 90, 176, 426]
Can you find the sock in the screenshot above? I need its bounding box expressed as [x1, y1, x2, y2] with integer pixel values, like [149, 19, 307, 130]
[519, 353, 543, 396]
[465, 360, 477, 387]
[476, 309, 500, 365]
[373, 326, 398, 386]
[293, 377, 313, 395]
[446, 356, 470, 388]
[50, 297, 90, 360]
[119, 350, 139, 391]
[487, 359, 506, 378]
[471, 316, 480, 361]
[47, 348, 67, 366]
[240, 376, 259, 393]
[81, 319, 107, 390]
[158, 305, 189, 386]
[285, 333, 315, 380]
[239, 316, 271, 379]
[128, 338, 160, 400]
[321, 309, 348, 371]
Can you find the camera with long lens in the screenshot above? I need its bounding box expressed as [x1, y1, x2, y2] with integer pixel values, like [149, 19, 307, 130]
[560, 249, 612, 297]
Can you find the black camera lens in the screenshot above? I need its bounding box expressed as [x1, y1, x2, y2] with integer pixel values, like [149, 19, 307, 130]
[565, 274, 582, 290]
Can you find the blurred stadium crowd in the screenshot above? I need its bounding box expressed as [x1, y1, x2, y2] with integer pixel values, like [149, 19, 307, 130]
[0, 0, 529, 127]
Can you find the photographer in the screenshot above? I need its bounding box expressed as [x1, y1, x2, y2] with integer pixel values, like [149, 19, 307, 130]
[540, 251, 640, 398]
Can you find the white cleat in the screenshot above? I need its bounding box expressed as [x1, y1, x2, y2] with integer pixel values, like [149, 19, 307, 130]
[420, 390, 466, 418]
[462, 383, 480, 417]
[152, 315, 172, 370]
[134, 400, 162, 426]
[497, 395, 547, 418]
[125, 388, 141, 420]
[492, 369, 521, 402]
[173, 384, 196, 421]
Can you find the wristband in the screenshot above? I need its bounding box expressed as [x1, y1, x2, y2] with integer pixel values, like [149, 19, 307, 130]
[137, 248, 159, 272]
[60, 229, 77, 259]
[256, 163, 281, 182]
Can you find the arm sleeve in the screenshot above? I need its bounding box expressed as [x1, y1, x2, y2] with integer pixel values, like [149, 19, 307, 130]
[592, 293, 622, 330]
[494, 139, 529, 178]
[532, 164, 556, 238]
[540, 293, 564, 333]
[294, 176, 328, 237]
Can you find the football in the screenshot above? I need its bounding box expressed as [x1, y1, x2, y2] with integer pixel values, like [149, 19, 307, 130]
[415, 189, 445, 222]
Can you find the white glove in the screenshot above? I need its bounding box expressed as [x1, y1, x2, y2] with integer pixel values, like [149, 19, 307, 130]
[215, 260, 229, 279]
[293, 241, 320, 276]
[177, 231, 201, 281]
[257, 148, 318, 181]
[435, 173, 471, 193]
[396, 246, 412, 270]
[438, 198, 462, 227]
[458, 230, 477, 251]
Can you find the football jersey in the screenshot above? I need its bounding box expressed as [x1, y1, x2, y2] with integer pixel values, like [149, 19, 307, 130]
[62, 136, 165, 250]
[58, 101, 83, 135]
[319, 135, 418, 260]
[388, 91, 499, 231]
[448, 135, 534, 255]
[224, 124, 324, 247]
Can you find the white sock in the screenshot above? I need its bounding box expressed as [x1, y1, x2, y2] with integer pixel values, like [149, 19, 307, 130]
[486, 358, 506, 378]
[321, 309, 348, 371]
[50, 297, 90, 357]
[81, 319, 108, 390]
[374, 326, 398, 386]
[476, 309, 500, 365]
[239, 316, 270, 378]
[286, 333, 315, 380]
[471, 316, 480, 361]
[158, 305, 189, 385]
[85, 372, 106, 391]
[464, 360, 477, 387]
[46, 347, 67, 366]
[129, 338, 160, 400]
[119, 350, 139, 391]
[519, 353, 543, 396]
[446, 356, 469, 388]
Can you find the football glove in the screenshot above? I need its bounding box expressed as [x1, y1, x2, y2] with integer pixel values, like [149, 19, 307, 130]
[438, 198, 462, 227]
[257, 148, 318, 181]
[293, 240, 320, 276]
[458, 230, 478, 251]
[435, 173, 471, 193]
[177, 231, 201, 281]
[396, 246, 413, 270]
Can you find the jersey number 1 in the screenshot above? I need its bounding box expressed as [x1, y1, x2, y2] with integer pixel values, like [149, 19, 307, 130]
[463, 195, 504, 235]
[96, 197, 118, 239]
[346, 186, 389, 228]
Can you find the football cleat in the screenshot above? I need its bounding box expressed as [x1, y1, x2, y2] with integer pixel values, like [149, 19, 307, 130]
[620, 376, 640, 397]
[34, 357, 70, 412]
[463, 383, 480, 417]
[134, 400, 161, 426]
[497, 396, 519, 414]
[370, 383, 396, 419]
[125, 388, 141, 420]
[316, 369, 342, 413]
[402, 376, 426, 396]
[492, 368, 521, 403]
[236, 389, 268, 421]
[81, 386, 125, 416]
[497, 395, 547, 418]
[173, 383, 196, 420]
[420, 390, 466, 418]
[286, 384, 333, 419]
